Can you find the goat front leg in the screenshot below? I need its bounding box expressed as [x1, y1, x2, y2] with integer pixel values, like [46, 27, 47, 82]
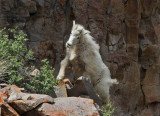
[57, 55, 69, 80]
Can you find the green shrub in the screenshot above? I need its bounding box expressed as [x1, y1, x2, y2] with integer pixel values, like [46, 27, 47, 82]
[0, 28, 32, 85]
[102, 102, 115, 116]
[26, 59, 60, 94]
[0, 28, 59, 94]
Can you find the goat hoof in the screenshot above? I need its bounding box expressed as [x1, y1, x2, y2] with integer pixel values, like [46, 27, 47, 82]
[57, 75, 64, 80]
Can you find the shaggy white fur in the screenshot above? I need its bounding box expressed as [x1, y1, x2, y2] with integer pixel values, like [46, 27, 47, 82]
[57, 21, 118, 103]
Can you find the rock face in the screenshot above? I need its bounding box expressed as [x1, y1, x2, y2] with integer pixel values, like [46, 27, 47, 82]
[0, 0, 160, 115]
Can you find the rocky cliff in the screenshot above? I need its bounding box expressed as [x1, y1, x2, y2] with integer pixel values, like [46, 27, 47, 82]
[0, 0, 160, 115]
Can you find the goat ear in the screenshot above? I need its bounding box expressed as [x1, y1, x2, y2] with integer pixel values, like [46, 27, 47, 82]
[83, 29, 91, 35]
[73, 20, 75, 26]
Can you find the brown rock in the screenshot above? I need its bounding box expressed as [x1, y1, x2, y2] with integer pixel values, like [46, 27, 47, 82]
[125, 0, 141, 44]
[63, 78, 73, 89]
[135, 103, 160, 116]
[140, 45, 159, 69]
[142, 64, 160, 104]
[72, 0, 88, 26]
[0, 85, 22, 100]
[0, 94, 20, 116]
[0, 83, 8, 88]
[126, 44, 139, 61]
[54, 81, 68, 97]
[115, 62, 142, 112]
[151, 16, 160, 43]
[67, 77, 102, 106]
[26, 1, 37, 14]
[23, 97, 100, 116]
[141, 0, 157, 18]
[30, 69, 40, 76]
[0, 87, 8, 100]
[8, 93, 54, 114]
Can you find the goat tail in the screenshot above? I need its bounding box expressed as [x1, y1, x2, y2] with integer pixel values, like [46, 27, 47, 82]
[108, 79, 119, 85]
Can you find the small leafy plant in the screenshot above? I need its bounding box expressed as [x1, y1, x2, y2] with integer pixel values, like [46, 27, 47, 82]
[27, 59, 60, 94]
[102, 102, 115, 116]
[0, 28, 59, 94]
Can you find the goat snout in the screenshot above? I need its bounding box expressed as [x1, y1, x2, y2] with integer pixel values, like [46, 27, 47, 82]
[66, 43, 71, 48]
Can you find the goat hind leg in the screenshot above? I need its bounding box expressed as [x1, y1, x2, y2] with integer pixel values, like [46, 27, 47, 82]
[95, 82, 110, 104]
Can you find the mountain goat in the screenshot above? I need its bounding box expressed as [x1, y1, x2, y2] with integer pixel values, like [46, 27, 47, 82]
[57, 21, 118, 103]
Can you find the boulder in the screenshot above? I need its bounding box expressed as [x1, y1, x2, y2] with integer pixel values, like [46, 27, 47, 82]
[0, 83, 100, 116]
[54, 80, 69, 97]
[1, 85, 23, 100]
[8, 92, 54, 114]
[0, 89, 20, 116]
[0, 99, 20, 116]
[23, 97, 100, 116]
[67, 77, 102, 106]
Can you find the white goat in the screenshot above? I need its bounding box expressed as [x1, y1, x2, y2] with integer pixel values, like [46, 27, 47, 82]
[57, 21, 118, 103]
